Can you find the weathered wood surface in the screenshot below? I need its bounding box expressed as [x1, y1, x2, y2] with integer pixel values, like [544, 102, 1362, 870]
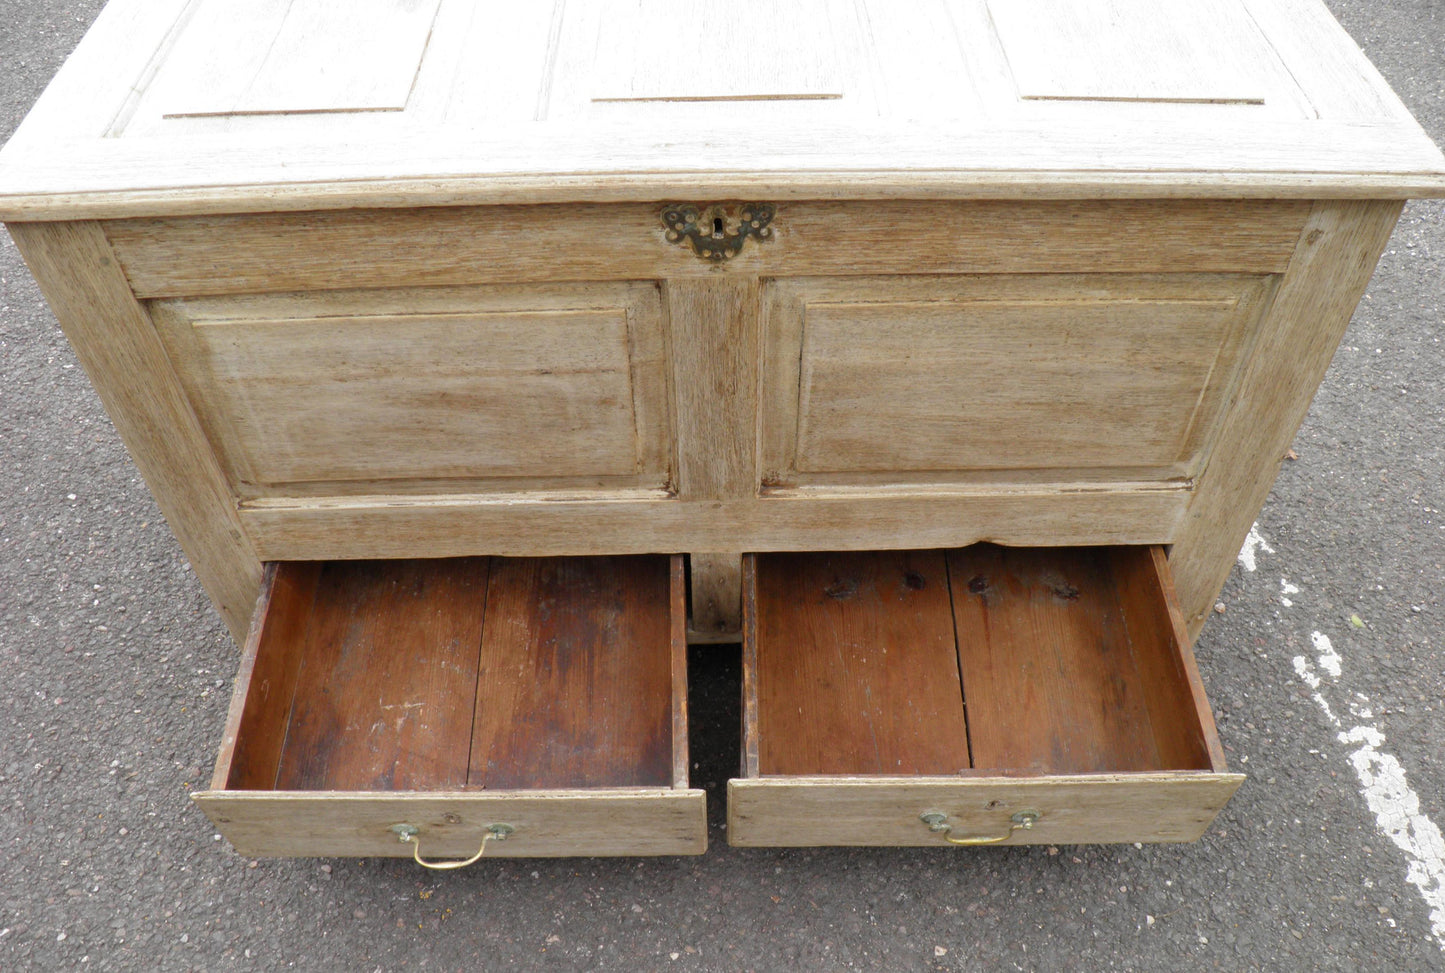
[274, 560, 490, 792]
[734, 545, 1240, 845]
[728, 774, 1243, 846]
[471, 556, 675, 790]
[750, 551, 970, 777]
[2, 0, 1442, 217]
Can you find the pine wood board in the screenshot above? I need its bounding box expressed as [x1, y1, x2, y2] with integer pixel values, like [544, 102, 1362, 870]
[236, 487, 1193, 563]
[727, 774, 1243, 846]
[103, 200, 1309, 299]
[193, 789, 708, 858]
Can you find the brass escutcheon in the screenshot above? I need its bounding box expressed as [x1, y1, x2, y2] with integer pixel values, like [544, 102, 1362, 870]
[661, 202, 776, 261]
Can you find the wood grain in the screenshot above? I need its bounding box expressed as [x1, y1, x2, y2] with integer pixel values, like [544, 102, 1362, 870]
[689, 553, 743, 641]
[668, 556, 691, 790]
[274, 559, 490, 792]
[1117, 547, 1226, 772]
[1169, 200, 1404, 638]
[7, 221, 262, 642]
[239, 486, 1192, 563]
[727, 773, 1243, 846]
[148, 282, 669, 492]
[104, 200, 1309, 298]
[949, 545, 1188, 774]
[194, 789, 708, 857]
[750, 551, 970, 776]
[2, 0, 1442, 223]
[763, 273, 1273, 484]
[218, 562, 321, 790]
[469, 556, 675, 789]
[666, 277, 760, 503]
[989, 0, 1308, 112]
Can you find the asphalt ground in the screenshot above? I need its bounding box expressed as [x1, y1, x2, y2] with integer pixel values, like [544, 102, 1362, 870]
[2, 2, 1443, 970]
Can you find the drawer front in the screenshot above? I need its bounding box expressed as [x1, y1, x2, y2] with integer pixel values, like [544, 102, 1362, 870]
[197, 790, 706, 858]
[198, 555, 705, 859]
[761, 273, 1276, 490]
[728, 775, 1241, 847]
[149, 282, 671, 498]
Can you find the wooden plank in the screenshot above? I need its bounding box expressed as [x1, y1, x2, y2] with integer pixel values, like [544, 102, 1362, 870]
[103, 200, 1310, 298]
[193, 789, 708, 857]
[7, 221, 262, 642]
[150, 304, 647, 486]
[1117, 547, 1227, 772]
[1240, 0, 1411, 122]
[591, 0, 846, 103]
[740, 556, 761, 779]
[218, 563, 322, 790]
[948, 545, 1162, 774]
[149, 280, 672, 496]
[274, 559, 490, 792]
[767, 274, 1271, 481]
[139, 0, 442, 119]
[1169, 200, 1403, 638]
[689, 553, 743, 641]
[726, 774, 1243, 846]
[988, 0, 1306, 111]
[751, 551, 970, 776]
[3, 114, 1443, 221]
[1, 0, 195, 148]
[469, 556, 675, 789]
[666, 277, 760, 502]
[239, 486, 1193, 561]
[668, 556, 690, 790]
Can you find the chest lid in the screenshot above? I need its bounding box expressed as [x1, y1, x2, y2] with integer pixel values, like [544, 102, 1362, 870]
[2, 0, 1443, 218]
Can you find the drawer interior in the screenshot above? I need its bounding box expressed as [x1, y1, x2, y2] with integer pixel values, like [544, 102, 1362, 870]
[197, 554, 706, 858]
[732, 545, 1240, 846]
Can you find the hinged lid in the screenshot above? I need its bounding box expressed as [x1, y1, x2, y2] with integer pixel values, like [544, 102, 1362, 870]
[2, 0, 1443, 218]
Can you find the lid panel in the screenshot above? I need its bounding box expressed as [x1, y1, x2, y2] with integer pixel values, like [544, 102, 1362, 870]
[988, 0, 1306, 110]
[140, 0, 442, 120]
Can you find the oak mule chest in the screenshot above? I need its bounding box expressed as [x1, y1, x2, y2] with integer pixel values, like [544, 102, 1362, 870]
[3, 0, 1443, 861]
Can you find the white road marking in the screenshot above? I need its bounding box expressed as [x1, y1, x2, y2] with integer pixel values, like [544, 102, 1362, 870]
[1237, 523, 1274, 573]
[1243, 523, 1445, 950]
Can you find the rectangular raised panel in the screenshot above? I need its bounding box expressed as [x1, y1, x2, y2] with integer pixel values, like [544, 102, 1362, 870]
[195, 555, 706, 857]
[149, 283, 670, 496]
[592, 0, 846, 102]
[988, 0, 1307, 111]
[731, 546, 1241, 846]
[762, 274, 1274, 487]
[141, 0, 441, 119]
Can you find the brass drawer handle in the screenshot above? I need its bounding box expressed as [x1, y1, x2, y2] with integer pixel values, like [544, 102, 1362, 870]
[920, 809, 1039, 845]
[391, 822, 514, 869]
[662, 202, 775, 261]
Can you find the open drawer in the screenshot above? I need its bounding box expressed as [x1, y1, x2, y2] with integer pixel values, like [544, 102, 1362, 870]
[728, 546, 1243, 846]
[194, 555, 706, 858]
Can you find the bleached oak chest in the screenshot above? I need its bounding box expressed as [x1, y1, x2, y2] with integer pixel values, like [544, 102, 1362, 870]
[3, 0, 1443, 860]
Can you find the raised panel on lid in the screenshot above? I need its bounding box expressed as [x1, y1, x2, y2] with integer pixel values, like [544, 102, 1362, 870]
[148, 283, 671, 495]
[988, 0, 1308, 111]
[138, 0, 442, 120]
[591, 0, 847, 103]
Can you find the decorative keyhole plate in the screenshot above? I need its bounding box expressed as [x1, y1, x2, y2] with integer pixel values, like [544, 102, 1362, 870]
[662, 202, 776, 261]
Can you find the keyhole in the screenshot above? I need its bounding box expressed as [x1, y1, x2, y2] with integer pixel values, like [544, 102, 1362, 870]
[712, 216, 725, 239]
